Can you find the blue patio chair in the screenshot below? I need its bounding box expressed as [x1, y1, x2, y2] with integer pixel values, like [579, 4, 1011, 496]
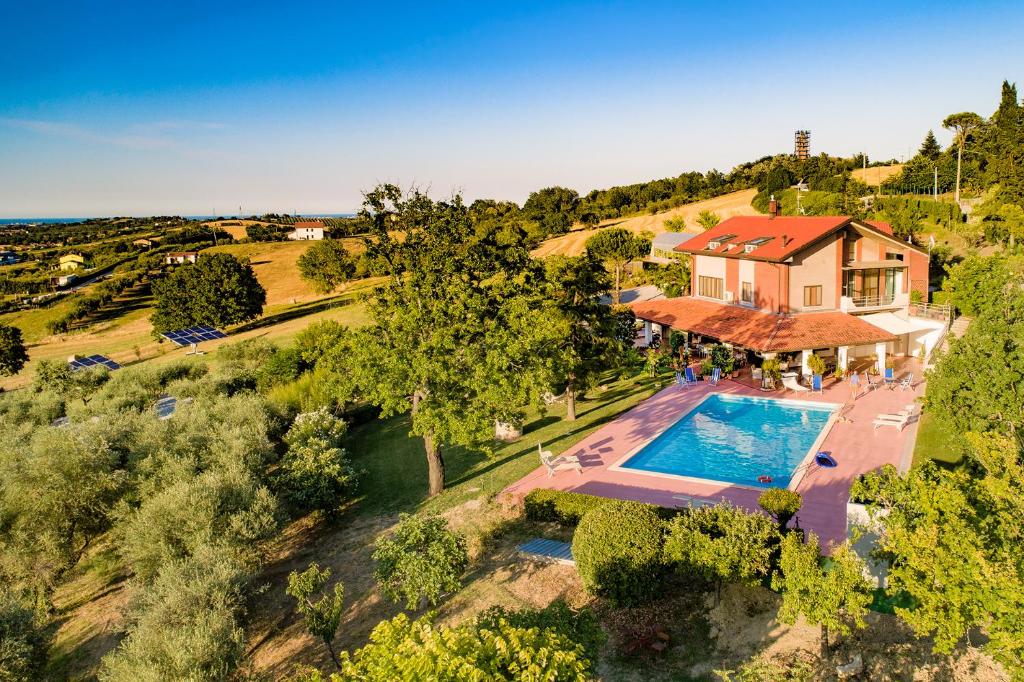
[675, 371, 688, 389]
[811, 373, 823, 393]
[883, 367, 895, 388]
[710, 367, 721, 385]
[684, 366, 698, 386]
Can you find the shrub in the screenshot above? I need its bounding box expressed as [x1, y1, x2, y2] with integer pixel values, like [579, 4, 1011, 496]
[758, 489, 802, 532]
[524, 489, 610, 525]
[373, 514, 468, 610]
[761, 358, 781, 382]
[287, 563, 345, 667]
[331, 613, 592, 681]
[572, 500, 665, 606]
[477, 600, 606, 663]
[664, 505, 778, 593]
[278, 409, 358, 512]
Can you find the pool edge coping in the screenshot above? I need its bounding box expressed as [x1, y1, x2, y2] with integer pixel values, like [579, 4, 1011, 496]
[608, 390, 843, 493]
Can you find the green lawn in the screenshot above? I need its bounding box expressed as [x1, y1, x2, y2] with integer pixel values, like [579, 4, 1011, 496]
[912, 409, 966, 467]
[347, 370, 666, 516]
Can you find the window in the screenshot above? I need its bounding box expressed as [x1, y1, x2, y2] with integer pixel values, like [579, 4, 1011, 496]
[885, 249, 904, 261]
[741, 281, 753, 304]
[845, 237, 858, 262]
[803, 285, 822, 307]
[698, 276, 724, 299]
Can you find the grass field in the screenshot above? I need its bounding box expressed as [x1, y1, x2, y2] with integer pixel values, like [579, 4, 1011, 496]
[852, 163, 904, 187]
[532, 189, 759, 258]
[912, 409, 967, 467]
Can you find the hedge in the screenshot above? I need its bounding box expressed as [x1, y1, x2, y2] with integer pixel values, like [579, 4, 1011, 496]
[524, 489, 670, 526]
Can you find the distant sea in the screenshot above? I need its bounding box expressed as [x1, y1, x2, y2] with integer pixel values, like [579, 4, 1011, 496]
[0, 213, 356, 226]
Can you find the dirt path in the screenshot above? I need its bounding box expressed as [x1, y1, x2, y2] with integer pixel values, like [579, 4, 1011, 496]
[531, 189, 759, 258]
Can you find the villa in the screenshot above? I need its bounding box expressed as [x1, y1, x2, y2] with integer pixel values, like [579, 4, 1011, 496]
[632, 208, 946, 375]
[59, 253, 87, 271]
[504, 211, 947, 557]
[164, 251, 199, 265]
[287, 221, 326, 241]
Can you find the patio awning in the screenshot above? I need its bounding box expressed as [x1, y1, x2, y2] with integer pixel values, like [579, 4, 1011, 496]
[630, 297, 896, 353]
[858, 312, 937, 335]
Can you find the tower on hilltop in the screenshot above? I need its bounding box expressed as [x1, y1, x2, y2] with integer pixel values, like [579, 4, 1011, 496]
[795, 130, 810, 160]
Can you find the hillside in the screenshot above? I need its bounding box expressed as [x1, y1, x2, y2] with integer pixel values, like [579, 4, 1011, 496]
[852, 163, 904, 187]
[532, 188, 759, 257]
[0, 240, 372, 390]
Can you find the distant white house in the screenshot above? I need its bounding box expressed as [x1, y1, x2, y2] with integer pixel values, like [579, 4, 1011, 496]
[164, 251, 199, 265]
[647, 232, 696, 264]
[287, 220, 326, 241]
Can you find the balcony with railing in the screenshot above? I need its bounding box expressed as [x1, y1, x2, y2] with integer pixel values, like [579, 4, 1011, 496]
[840, 292, 905, 312]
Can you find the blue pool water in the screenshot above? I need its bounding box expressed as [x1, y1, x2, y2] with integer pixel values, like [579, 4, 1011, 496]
[620, 394, 835, 488]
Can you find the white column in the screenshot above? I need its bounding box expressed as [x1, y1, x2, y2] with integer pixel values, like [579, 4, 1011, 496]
[801, 349, 813, 376]
[837, 346, 849, 371]
[643, 320, 653, 346]
[875, 342, 887, 375]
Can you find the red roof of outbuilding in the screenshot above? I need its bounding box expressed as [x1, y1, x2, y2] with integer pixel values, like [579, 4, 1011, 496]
[865, 220, 893, 235]
[630, 297, 896, 352]
[676, 216, 850, 262]
[294, 221, 325, 229]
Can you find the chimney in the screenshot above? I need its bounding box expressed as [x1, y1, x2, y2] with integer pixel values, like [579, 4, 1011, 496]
[781, 234, 789, 247]
[768, 194, 779, 218]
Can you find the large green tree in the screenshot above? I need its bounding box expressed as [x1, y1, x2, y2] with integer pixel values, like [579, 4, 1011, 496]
[373, 513, 468, 610]
[927, 267, 1024, 442]
[584, 228, 650, 304]
[340, 185, 551, 495]
[0, 324, 28, 377]
[523, 186, 580, 238]
[297, 239, 356, 294]
[852, 436, 1024, 675]
[151, 253, 266, 332]
[942, 111, 985, 203]
[542, 254, 619, 420]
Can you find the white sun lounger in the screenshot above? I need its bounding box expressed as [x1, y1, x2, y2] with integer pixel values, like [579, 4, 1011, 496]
[539, 444, 583, 477]
[782, 375, 810, 393]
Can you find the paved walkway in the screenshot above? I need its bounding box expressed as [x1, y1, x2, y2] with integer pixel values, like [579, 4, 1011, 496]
[504, 361, 924, 552]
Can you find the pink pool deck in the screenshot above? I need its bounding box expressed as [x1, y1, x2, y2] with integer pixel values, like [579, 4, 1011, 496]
[504, 363, 924, 552]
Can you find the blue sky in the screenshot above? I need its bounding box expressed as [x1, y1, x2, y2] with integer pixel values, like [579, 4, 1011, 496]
[1, 0, 1023, 217]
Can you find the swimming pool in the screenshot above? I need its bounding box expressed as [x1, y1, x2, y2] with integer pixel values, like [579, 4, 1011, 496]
[617, 394, 837, 489]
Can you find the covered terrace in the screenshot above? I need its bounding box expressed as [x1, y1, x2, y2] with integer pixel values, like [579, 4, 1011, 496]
[629, 297, 899, 378]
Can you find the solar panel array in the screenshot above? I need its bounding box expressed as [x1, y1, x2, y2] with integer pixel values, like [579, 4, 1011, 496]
[155, 396, 177, 419]
[161, 325, 227, 347]
[155, 395, 191, 420]
[69, 354, 121, 371]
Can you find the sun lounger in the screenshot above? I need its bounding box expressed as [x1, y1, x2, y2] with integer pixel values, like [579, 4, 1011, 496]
[782, 375, 810, 393]
[710, 367, 721, 385]
[872, 408, 915, 431]
[539, 445, 583, 477]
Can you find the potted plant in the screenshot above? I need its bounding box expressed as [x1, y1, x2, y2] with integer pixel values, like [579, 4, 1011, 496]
[807, 353, 826, 379]
[832, 366, 845, 382]
[761, 358, 781, 387]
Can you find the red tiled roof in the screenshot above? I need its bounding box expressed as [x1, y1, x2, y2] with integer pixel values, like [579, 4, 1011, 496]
[676, 216, 850, 262]
[630, 297, 896, 352]
[865, 220, 893, 235]
[294, 221, 325, 229]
